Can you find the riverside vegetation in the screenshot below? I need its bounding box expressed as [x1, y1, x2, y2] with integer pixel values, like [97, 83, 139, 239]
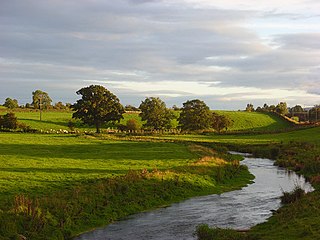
[0, 109, 320, 239]
[0, 132, 253, 239]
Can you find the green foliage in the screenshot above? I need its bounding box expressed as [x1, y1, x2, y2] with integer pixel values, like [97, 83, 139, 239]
[3, 97, 19, 109]
[245, 103, 254, 112]
[126, 118, 140, 131]
[212, 113, 233, 133]
[139, 97, 174, 130]
[0, 112, 18, 130]
[179, 99, 212, 131]
[276, 102, 288, 115]
[72, 85, 125, 133]
[32, 90, 52, 109]
[290, 105, 304, 113]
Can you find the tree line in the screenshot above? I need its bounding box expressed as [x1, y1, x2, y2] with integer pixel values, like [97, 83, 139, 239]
[3, 85, 320, 133]
[245, 102, 320, 122]
[72, 85, 233, 133]
[1, 85, 233, 133]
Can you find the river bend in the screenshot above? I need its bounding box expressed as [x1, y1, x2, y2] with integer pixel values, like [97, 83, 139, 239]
[76, 154, 313, 240]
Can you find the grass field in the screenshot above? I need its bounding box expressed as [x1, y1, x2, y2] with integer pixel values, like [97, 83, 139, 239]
[1, 109, 293, 133]
[214, 111, 293, 132]
[1, 110, 319, 239]
[0, 133, 197, 201]
[130, 126, 320, 146]
[0, 132, 252, 239]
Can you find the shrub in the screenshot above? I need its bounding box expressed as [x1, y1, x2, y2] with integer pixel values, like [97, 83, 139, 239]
[67, 120, 76, 131]
[0, 113, 18, 130]
[126, 118, 140, 131]
[281, 185, 306, 204]
[17, 122, 33, 133]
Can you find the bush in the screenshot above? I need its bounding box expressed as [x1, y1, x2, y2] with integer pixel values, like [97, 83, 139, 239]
[281, 185, 306, 204]
[0, 113, 18, 130]
[126, 118, 140, 131]
[17, 122, 34, 133]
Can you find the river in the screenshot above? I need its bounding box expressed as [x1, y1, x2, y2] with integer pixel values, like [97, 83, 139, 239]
[76, 154, 313, 240]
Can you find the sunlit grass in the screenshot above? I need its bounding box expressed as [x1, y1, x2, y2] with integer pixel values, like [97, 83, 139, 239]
[0, 133, 196, 202]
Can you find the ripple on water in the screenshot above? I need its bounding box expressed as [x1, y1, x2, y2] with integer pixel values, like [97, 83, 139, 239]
[76, 155, 314, 240]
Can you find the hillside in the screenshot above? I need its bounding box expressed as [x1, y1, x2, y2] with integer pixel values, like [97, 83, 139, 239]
[214, 111, 293, 132]
[0, 109, 293, 133]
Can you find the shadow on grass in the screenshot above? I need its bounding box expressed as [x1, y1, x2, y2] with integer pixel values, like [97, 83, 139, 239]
[0, 141, 191, 161]
[20, 118, 69, 128]
[0, 167, 127, 175]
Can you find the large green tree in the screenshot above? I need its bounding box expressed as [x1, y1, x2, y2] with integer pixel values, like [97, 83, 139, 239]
[72, 85, 124, 133]
[139, 97, 174, 130]
[178, 99, 212, 131]
[3, 98, 19, 109]
[32, 90, 52, 109]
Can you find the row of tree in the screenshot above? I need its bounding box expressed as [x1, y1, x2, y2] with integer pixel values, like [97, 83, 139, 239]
[246, 102, 289, 115]
[245, 102, 320, 122]
[2, 90, 71, 110]
[72, 85, 233, 133]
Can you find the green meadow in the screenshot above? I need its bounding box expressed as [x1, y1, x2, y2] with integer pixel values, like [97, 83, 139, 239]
[0, 131, 252, 239]
[214, 111, 292, 132]
[1, 110, 320, 239]
[0, 133, 195, 200]
[1, 109, 293, 132]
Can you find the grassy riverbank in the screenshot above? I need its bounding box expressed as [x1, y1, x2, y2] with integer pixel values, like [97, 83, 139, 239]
[0, 133, 253, 239]
[190, 127, 320, 240]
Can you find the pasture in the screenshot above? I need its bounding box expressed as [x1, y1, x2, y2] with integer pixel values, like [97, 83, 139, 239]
[0, 109, 295, 133]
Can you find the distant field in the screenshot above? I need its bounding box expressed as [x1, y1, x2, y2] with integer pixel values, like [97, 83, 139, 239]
[1, 109, 292, 132]
[4, 111, 143, 131]
[214, 111, 293, 132]
[133, 126, 320, 145]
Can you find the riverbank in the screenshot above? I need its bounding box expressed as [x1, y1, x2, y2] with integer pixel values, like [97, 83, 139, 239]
[196, 141, 320, 240]
[0, 133, 254, 239]
[76, 156, 312, 240]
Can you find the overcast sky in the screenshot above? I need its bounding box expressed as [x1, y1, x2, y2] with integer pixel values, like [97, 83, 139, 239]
[1, 0, 320, 109]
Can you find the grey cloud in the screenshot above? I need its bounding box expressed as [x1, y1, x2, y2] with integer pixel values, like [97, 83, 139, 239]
[0, 0, 320, 109]
[274, 33, 320, 50]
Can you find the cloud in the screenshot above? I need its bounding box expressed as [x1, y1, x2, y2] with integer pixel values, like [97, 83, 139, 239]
[0, 0, 319, 109]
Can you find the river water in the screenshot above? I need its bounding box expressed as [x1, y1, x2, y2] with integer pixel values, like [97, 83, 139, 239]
[76, 154, 313, 240]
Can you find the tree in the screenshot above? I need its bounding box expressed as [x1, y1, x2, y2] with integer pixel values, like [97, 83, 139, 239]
[290, 105, 304, 114]
[262, 103, 269, 111]
[212, 113, 233, 133]
[276, 102, 288, 115]
[72, 85, 125, 133]
[32, 90, 52, 109]
[139, 97, 174, 130]
[178, 99, 212, 131]
[3, 98, 19, 109]
[0, 113, 18, 130]
[245, 103, 254, 112]
[126, 118, 140, 131]
[54, 101, 66, 110]
[268, 104, 276, 112]
[124, 105, 140, 112]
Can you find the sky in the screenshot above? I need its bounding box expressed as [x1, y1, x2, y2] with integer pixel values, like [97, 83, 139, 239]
[1, 0, 320, 109]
